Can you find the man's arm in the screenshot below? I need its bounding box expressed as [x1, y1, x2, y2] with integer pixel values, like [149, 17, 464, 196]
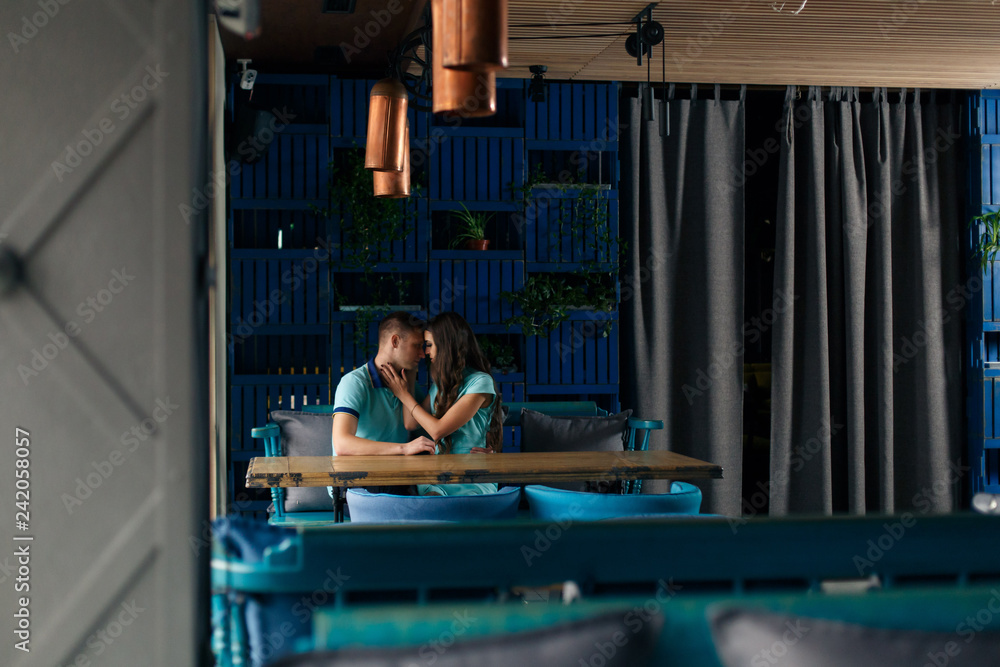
[332, 413, 435, 455]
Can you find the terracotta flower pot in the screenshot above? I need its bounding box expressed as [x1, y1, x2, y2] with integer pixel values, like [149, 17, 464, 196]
[465, 239, 490, 250]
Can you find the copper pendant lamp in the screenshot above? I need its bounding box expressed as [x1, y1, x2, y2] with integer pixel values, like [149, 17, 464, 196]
[431, 0, 497, 117]
[373, 123, 410, 198]
[365, 78, 408, 172]
[439, 0, 508, 72]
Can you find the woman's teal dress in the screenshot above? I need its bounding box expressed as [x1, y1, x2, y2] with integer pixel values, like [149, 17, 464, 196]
[418, 368, 498, 496]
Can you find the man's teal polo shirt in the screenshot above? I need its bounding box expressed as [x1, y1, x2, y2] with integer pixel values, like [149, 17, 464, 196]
[332, 358, 417, 450]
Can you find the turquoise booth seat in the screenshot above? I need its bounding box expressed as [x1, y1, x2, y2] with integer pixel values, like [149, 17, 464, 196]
[346, 486, 521, 524]
[525, 482, 702, 520]
[211, 514, 1000, 667]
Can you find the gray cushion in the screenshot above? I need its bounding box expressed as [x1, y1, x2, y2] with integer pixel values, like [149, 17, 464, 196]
[710, 607, 1000, 667]
[519, 409, 631, 493]
[268, 609, 664, 667]
[269, 410, 334, 512]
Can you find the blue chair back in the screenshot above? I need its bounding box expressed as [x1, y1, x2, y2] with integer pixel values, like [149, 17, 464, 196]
[525, 483, 702, 521]
[346, 487, 521, 524]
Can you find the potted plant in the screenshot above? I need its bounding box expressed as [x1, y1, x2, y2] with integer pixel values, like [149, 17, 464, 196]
[449, 203, 492, 250]
[970, 211, 1000, 273]
[479, 337, 517, 374]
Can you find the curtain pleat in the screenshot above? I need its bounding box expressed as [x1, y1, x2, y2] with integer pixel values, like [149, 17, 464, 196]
[771, 86, 964, 515]
[621, 91, 746, 516]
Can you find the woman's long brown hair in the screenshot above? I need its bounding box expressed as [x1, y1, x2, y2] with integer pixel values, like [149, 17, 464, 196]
[427, 312, 503, 453]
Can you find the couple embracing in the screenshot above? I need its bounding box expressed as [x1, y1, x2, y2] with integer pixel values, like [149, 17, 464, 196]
[331, 311, 503, 497]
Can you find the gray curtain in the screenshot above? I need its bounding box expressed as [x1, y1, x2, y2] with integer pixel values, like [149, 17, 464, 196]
[771, 86, 964, 515]
[621, 85, 746, 516]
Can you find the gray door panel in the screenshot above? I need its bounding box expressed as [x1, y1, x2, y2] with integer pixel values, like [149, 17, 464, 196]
[0, 1, 208, 665]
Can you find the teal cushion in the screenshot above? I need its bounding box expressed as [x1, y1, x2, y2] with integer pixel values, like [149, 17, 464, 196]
[346, 486, 521, 523]
[525, 483, 702, 521]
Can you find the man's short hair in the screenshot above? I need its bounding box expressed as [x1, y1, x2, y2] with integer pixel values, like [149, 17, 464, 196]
[378, 311, 425, 342]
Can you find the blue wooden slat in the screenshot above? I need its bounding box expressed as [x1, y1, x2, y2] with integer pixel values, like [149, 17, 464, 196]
[428, 261, 440, 317]
[985, 261, 994, 322]
[253, 147, 267, 198]
[476, 260, 489, 324]
[533, 89, 545, 141]
[608, 322, 620, 384]
[232, 258, 243, 324]
[551, 322, 563, 382]
[268, 259, 282, 325]
[597, 321, 609, 384]
[586, 323, 597, 384]
[477, 137, 489, 200]
[231, 384, 243, 451]
[992, 146, 1000, 205]
[306, 135, 318, 199]
[251, 260, 265, 325]
[294, 261, 306, 324]
[566, 323, 578, 384]
[319, 262, 331, 324]
[983, 261, 1000, 321]
[572, 84, 584, 140]
[481, 138, 498, 199]
[501, 139, 513, 201]
[521, 81, 538, 137]
[281, 135, 293, 199]
[988, 381, 995, 438]
[584, 84, 595, 139]
[255, 384, 268, 445]
[489, 261, 501, 323]
[430, 137, 442, 200]
[463, 260, 476, 321]
[501, 260, 513, 322]
[560, 85, 572, 141]
[461, 138, 473, 201]
[355, 80, 368, 138]
[982, 146, 992, 206]
[441, 137, 452, 201]
[548, 85, 560, 142]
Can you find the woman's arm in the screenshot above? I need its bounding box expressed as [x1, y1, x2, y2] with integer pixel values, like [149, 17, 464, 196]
[401, 394, 431, 432]
[380, 363, 490, 442]
[410, 392, 490, 442]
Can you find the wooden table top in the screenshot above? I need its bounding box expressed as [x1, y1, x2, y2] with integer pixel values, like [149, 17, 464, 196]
[245, 450, 724, 488]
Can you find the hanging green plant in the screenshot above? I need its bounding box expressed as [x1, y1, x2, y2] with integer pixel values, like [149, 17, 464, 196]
[504, 161, 623, 338]
[501, 273, 615, 338]
[970, 211, 1000, 274]
[313, 147, 421, 354]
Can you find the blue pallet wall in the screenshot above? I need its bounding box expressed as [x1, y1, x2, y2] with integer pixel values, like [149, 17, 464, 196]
[228, 76, 623, 513]
[968, 90, 1000, 494]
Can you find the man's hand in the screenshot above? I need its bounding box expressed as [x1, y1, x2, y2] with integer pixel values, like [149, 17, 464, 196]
[402, 436, 436, 455]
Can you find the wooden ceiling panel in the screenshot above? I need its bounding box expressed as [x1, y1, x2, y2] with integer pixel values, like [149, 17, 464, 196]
[219, 0, 1000, 88]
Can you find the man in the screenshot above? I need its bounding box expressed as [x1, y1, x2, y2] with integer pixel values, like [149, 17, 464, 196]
[331, 312, 435, 497]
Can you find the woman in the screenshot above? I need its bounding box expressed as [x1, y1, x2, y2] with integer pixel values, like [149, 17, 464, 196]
[380, 312, 504, 496]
